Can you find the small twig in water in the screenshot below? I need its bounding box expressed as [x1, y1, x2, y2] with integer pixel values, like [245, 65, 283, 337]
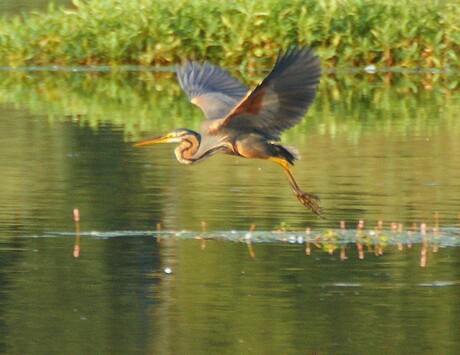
[73, 208, 81, 258]
[245, 224, 256, 259]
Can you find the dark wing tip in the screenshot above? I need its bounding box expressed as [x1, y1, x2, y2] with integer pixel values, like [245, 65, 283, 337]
[222, 44, 321, 136]
[274, 45, 321, 83]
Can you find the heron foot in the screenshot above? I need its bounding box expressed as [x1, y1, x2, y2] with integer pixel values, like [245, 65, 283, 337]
[296, 191, 324, 218]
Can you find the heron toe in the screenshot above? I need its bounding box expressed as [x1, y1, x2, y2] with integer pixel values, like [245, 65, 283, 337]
[296, 192, 324, 218]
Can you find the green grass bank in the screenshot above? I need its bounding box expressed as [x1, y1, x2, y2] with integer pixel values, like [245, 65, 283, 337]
[0, 0, 459, 68]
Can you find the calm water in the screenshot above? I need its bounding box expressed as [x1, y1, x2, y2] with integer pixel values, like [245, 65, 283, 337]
[0, 67, 459, 354]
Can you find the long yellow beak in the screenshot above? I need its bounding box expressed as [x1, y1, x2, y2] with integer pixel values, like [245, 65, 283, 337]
[133, 135, 172, 146]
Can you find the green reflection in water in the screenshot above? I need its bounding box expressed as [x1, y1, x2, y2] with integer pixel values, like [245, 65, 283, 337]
[0, 70, 459, 232]
[0, 69, 458, 142]
[0, 70, 459, 353]
[1, 236, 458, 353]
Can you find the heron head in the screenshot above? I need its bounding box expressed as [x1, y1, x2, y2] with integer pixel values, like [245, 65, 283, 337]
[134, 128, 196, 146]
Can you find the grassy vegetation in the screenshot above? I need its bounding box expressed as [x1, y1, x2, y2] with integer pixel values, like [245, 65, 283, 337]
[0, 0, 459, 68]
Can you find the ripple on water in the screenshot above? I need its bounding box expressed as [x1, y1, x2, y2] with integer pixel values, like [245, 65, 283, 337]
[417, 281, 459, 287]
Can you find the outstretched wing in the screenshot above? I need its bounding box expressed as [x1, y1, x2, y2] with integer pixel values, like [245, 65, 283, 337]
[176, 61, 248, 120]
[218, 46, 321, 139]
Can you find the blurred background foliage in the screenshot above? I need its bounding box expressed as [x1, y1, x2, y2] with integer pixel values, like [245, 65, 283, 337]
[0, 0, 459, 68]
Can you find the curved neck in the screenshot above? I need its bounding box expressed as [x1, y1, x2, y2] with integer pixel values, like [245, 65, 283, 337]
[175, 132, 201, 164]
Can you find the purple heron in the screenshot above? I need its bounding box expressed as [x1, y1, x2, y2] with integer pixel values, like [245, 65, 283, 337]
[135, 46, 323, 217]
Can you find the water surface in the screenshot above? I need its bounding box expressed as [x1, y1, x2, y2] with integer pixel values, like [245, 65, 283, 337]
[0, 69, 459, 353]
[1, 234, 459, 354]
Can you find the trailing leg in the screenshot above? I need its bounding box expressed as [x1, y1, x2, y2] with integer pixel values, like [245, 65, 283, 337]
[270, 157, 323, 218]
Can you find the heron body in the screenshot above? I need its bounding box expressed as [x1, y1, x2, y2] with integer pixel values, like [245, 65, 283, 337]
[135, 46, 323, 217]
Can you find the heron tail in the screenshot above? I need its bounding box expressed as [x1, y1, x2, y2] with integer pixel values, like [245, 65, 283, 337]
[271, 143, 300, 165]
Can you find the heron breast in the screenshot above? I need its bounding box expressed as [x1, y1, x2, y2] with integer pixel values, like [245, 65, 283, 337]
[234, 135, 270, 160]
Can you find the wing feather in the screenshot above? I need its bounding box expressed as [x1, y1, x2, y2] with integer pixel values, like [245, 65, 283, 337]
[176, 61, 248, 120]
[219, 46, 321, 139]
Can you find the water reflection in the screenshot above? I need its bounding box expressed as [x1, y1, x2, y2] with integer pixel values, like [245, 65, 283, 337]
[0, 69, 459, 353]
[1, 70, 459, 231]
[2, 235, 458, 353]
[0, 114, 147, 234]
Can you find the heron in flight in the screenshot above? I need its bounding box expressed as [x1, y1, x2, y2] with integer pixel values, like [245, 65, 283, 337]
[135, 46, 323, 217]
